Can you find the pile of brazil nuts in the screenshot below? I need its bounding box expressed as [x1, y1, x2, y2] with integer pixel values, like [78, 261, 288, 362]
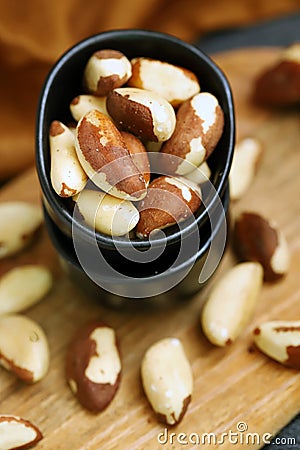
[49, 49, 225, 237]
[0, 201, 54, 448]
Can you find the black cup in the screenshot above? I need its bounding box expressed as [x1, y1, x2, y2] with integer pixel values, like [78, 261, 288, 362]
[36, 29, 235, 306]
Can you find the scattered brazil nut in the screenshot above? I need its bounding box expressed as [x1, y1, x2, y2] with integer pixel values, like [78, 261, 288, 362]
[0, 202, 43, 259]
[75, 109, 147, 200]
[0, 314, 50, 383]
[201, 262, 263, 346]
[136, 175, 201, 238]
[141, 337, 193, 426]
[66, 320, 122, 412]
[128, 57, 200, 107]
[232, 211, 290, 282]
[253, 320, 300, 369]
[70, 94, 109, 122]
[229, 137, 263, 201]
[160, 92, 224, 175]
[74, 189, 139, 236]
[49, 120, 88, 197]
[106, 87, 176, 142]
[253, 42, 300, 107]
[83, 49, 132, 96]
[0, 265, 52, 315]
[0, 415, 43, 449]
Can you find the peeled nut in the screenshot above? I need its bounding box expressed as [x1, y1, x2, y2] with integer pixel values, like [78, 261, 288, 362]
[0, 415, 43, 449]
[253, 42, 300, 106]
[141, 337, 193, 426]
[75, 109, 147, 200]
[161, 92, 224, 175]
[0, 202, 43, 259]
[201, 262, 263, 346]
[229, 137, 263, 201]
[83, 49, 132, 96]
[120, 131, 150, 185]
[70, 94, 109, 121]
[49, 120, 88, 197]
[106, 87, 176, 142]
[136, 176, 201, 238]
[0, 265, 52, 315]
[233, 211, 290, 282]
[128, 57, 200, 107]
[0, 314, 50, 383]
[254, 321, 300, 369]
[66, 320, 122, 412]
[74, 189, 139, 236]
[184, 161, 211, 185]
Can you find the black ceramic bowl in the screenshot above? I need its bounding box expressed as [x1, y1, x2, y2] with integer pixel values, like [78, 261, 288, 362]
[36, 29, 235, 305]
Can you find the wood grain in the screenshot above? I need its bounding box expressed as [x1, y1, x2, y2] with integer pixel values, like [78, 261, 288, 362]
[0, 48, 300, 449]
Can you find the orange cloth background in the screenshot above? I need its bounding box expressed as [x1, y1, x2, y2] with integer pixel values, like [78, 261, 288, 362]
[0, 0, 299, 180]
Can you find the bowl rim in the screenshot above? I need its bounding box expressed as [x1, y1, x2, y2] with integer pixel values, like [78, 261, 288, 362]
[36, 28, 235, 250]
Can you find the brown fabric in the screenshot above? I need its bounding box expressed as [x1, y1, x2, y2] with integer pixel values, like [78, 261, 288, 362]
[0, 0, 299, 180]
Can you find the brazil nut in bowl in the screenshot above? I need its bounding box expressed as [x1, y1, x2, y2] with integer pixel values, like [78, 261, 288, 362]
[36, 29, 235, 305]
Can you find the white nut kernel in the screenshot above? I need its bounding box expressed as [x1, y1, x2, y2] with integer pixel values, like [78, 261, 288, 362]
[49, 120, 87, 197]
[201, 262, 263, 346]
[184, 161, 211, 185]
[161, 92, 224, 175]
[0, 265, 52, 314]
[0, 314, 50, 382]
[128, 57, 200, 107]
[141, 337, 193, 425]
[0, 202, 43, 259]
[253, 320, 300, 369]
[106, 87, 176, 142]
[70, 94, 109, 121]
[83, 49, 132, 96]
[229, 137, 263, 201]
[75, 189, 139, 236]
[0, 415, 43, 449]
[66, 321, 122, 412]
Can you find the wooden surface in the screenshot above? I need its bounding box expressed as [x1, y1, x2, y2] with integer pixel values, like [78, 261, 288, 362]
[1, 47, 300, 449]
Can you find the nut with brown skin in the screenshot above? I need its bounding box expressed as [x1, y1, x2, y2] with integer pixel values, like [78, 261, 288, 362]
[49, 120, 88, 197]
[141, 337, 193, 426]
[66, 320, 122, 412]
[106, 87, 176, 142]
[0, 415, 43, 449]
[83, 49, 132, 96]
[0, 202, 43, 259]
[120, 131, 150, 186]
[160, 92, 224, 175]
[232, 211, 290, 282]
[0, 314, 50, 383]
[128, 57, 200, 107]
[75, 109, 147, 200]
[253, 320, 300, 369]
[253, 42, 300, 107]
[136, 175, 201, 238]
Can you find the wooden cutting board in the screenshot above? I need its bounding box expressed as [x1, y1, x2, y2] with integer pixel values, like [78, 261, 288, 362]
[1, 47, 300, 450]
